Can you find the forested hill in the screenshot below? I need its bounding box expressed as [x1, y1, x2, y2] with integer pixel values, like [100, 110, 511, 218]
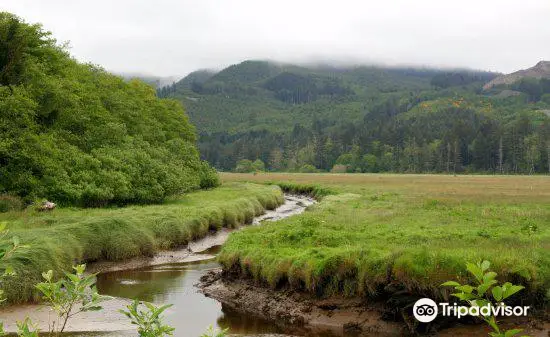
[0, 13, 218, 206]
[165, 60, 550, 174]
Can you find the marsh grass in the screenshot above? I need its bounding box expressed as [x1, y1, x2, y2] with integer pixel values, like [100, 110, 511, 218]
[219, 173, 550, 305]
[0, 183, 283, 303]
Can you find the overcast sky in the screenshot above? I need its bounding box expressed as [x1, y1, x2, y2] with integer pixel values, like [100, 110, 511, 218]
[2, 0, 550, 77]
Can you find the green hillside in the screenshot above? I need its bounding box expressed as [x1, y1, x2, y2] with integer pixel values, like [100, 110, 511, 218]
[168, 60, 550, 174]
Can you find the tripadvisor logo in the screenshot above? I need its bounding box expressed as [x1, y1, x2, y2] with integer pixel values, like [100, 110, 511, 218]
[412, 298, 530, 323]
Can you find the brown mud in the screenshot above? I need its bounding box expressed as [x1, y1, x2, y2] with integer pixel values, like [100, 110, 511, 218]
[198, 269, 550, 337]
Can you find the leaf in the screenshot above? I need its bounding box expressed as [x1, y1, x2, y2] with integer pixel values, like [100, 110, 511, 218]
[483, 271, 498, 283]
[456, 284, 474, 294]
[491, 286, 503, 301]
[471, 299, 490, 308]
[42, 270, 53, 281]
[466, 262, 483, 283]
[477, 279, 497, 296]
[481, 260, 491, 272]
[504, 329, 523, 337]
[502, 285, 524, 300]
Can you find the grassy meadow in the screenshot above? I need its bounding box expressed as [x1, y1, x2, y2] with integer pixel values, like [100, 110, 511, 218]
[0, 183, 283, 303]
[219, 173, 550, 305]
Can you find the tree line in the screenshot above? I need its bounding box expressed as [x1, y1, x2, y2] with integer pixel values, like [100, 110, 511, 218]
[201, 97, 550, 174]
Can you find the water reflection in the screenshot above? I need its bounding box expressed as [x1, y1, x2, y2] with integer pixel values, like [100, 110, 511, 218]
[96, 257, 283, 337]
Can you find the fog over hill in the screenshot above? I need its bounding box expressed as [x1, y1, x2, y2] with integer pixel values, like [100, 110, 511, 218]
[158, 59, 550, 174]
[3, 0, 549, 76]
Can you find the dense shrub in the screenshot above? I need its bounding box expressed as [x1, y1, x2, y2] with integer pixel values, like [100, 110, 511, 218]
[198, 161, 220, 189]
[0, 13, 218, 206]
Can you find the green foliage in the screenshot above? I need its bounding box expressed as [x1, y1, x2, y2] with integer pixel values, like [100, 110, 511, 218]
[510, 78, 550, 102]
[298, 164, 318, 173]
[442, 261, 529, 337]
[430, 71, 496, 89]
[235, 159, 254, 173]
[0, 13, 217, 206]
[0, 222, 25, 291]
[35, 264, 110, 335]
[0, 183, 283, 302]
[252, 159, 266, 172]
[200, 325, 228, 337]
[235, 159, 267, 173]
[14, 318, 38, 337]
[120, 299, 175, 337]
[0, 225, 35, 337]
[220, 174, 550, 304]
[198, 161, 220, 189]
[168, 59, 550, 174]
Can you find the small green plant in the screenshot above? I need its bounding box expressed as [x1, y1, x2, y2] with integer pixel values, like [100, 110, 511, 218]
[200, 325, 228, 337]
[442, 260, 529, 337]
[15, 318, 39, 337]
[35, 264, 110, 336]
[120, 299, 175, 337]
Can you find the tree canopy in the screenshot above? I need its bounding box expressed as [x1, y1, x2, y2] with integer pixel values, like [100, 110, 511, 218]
[0, 13, 218, 206]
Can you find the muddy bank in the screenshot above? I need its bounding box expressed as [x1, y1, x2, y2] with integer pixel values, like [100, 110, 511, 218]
[198, 270, 550, 337]
[198, 269, 405, 337]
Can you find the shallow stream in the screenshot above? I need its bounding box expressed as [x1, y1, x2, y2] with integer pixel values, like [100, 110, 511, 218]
[95, 195, 315, 337]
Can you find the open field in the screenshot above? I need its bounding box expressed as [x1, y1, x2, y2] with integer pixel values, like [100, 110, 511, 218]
[0, 183, 283, 303]
[219, 173, 550, 304]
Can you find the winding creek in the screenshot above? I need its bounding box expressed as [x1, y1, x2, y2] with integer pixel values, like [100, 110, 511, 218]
[94, 194, 315, 337]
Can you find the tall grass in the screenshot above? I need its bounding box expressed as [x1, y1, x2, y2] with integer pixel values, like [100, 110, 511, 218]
[219, 173, 550, 306]
[0, 183, 283, 303]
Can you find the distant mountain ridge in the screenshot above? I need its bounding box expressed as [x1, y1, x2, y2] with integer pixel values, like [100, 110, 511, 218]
[483, 61, 550, 90]
[158, 60, 550, 175]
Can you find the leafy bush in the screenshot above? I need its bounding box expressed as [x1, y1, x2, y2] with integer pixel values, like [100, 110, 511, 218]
[298, 164, 318, 173]
[0, 13, 216, 206]
[442, 260, 529, 337]
[235, 159, 253, 172]
[198, 161, 220, 189]
[35, 265, 110, 336]
[251, 159, 265, 172]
